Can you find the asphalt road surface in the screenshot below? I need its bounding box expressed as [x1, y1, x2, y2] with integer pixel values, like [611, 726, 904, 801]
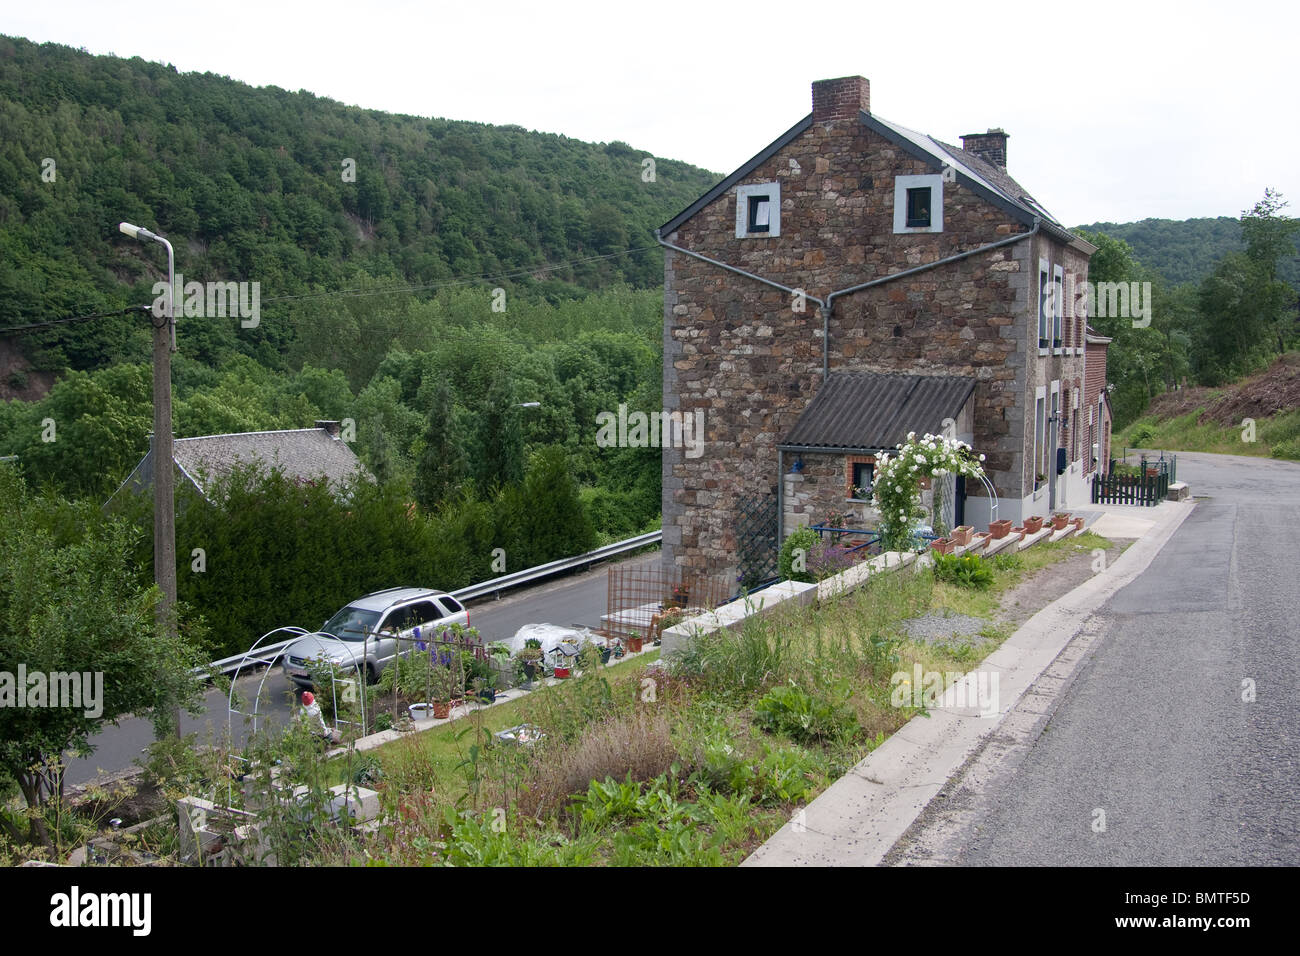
[892, 451, 1300, 865]
[64, 552, 659, 786]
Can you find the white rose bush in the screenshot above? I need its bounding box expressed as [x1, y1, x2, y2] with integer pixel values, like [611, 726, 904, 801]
[873, 432, 986, 551]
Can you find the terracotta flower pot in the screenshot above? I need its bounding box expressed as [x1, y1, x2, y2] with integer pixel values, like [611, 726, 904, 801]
[626, 636, 644, 653]
[1010, 526, 1028, 541]
[951, 526, 974, 547]
[1051, 513, 1070, 531]
[972, 532, 991, 549]
[930, 537, 955, 555]
[1024, 516, 1044, 534]
[432, 701, 451, 720]
[989, 519, 1012, 540]
[1072, 517, 1085, 532]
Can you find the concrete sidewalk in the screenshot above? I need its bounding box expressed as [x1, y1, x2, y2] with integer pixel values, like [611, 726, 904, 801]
[743, 498, 1197, 867]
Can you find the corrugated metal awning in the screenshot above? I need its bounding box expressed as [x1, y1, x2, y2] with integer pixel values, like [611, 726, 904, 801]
[780, 371, 976, 452]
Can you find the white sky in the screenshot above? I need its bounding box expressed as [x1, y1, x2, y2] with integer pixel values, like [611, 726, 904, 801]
[5, 0, 1295, 226]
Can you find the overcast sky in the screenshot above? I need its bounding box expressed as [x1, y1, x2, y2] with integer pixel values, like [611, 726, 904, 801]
[5, 0, 1294, 226]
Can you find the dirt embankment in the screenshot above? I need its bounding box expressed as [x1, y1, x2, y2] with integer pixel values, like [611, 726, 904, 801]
[1144, 353, 1300, 426]
[0, 338, 56, 402]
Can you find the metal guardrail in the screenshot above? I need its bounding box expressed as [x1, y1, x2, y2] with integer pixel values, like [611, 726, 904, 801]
[202, 530, 663, 677]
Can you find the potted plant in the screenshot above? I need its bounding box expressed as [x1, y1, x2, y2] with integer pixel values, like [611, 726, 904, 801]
[971, 531, 991, 549]
[950, 525, 974, 547]
[625, 630, 645, 654]
[988, 519, 1013, 539]
[1010, 526, 1028, 541]
[1023, 515, 1044, 534]
[1071, 516, 1085, 532]
[666, 583, 690, 610]
[517, 639, 543, 685]
[408, 702, 433, 721]
[930, 537, 955, 555]
[1050, 512, 1071, 531]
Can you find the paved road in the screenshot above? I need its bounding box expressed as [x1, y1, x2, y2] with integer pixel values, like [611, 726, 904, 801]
[64, 552, 659, 786]
[894, 451, 1300, 865]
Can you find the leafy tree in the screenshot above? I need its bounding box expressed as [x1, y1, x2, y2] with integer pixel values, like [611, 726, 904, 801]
[0, 467, 204, 848]
[473, 372, 524, 492]
[413, 380, 467, 511]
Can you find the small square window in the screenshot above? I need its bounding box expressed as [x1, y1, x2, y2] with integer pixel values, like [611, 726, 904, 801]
[735, 182, 780, 238]
[850, 461, 874, 501]
[905, 188, 932, 228]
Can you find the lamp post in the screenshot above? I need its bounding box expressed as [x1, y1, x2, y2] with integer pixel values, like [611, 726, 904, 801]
[119, 222, 178, 736]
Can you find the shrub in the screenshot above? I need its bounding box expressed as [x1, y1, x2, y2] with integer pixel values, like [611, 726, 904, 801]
[778, 526, 819, 583]
[931, 553, 994, 590]
[753, 682, 858, 744]
[1127, 422, 1157, 447]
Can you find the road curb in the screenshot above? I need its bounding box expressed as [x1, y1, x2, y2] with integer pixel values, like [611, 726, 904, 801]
[743, 499, 1198, 867]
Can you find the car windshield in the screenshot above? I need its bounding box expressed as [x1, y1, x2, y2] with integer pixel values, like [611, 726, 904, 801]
[319, 607, 383, 642]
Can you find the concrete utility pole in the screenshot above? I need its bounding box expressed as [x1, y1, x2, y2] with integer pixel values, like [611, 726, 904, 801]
[119, 222, 179, 737]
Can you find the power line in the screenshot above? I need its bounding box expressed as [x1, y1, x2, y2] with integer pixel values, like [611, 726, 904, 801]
[0, 305, 150, 336]
[259, 244, 657, 306]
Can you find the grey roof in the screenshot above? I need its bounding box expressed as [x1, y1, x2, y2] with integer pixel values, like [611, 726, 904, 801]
[780, 372, 977, 452]
[109, 426, 372, 504]
[660, 108, 1089, 249]
[172, 428, 371, 492]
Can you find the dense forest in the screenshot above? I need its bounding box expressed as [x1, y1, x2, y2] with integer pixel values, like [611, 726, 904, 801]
[1074, 216, 1300, 289]
[0, 37, 703, 654]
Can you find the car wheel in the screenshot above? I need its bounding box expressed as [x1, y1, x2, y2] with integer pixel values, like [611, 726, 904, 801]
[365, 663, 378, 685]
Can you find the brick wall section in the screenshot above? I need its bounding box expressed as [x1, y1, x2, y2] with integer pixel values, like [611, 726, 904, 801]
[663, 110, 1083, 580]
[1084, 337, 1110, 471]
[812, 76, 870, 122]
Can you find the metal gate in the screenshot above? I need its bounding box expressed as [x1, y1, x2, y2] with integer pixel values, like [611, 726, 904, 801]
[735, 491, 778, 590]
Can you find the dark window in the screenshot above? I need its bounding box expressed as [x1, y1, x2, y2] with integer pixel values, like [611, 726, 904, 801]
[747, 194, 771, 233]
[407, 601, 443, 627]
[437, 596, 463, 615]
[905, 187, 931, 228]
[851, 462, 874, 500]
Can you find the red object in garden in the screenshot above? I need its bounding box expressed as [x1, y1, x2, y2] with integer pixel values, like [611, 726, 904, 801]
[1010, 526, 1028, 541]
[930, 538, 955, 555]
[626, 636, 644, 653]
[989, 519, 1012, 539]
[554, 666, 570, 679]
[432, 701, 451, 720]
[1051, 513, 1070, 531]
[1024, 516, 1044, 534]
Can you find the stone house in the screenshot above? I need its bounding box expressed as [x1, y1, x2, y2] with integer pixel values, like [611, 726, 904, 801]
[107, 420, 372, 505]
[657, 75, 1109, 583]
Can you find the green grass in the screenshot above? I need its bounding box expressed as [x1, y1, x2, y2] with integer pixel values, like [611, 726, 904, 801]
[1117, 408, 1300, 461]
[240, 534, 1115, 868]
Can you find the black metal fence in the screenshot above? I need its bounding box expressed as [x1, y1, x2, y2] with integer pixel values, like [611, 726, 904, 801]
[1091, 469, 1169, 506]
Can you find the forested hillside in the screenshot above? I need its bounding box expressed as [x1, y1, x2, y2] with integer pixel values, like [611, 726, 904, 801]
[0, 35, 717, 372]
[1073, 216, 1300, 289]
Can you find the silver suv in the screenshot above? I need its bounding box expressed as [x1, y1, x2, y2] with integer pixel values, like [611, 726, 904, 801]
[282, 587, 471, 689]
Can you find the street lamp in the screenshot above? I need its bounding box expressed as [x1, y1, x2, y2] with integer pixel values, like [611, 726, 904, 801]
[119, 221, 178, 736]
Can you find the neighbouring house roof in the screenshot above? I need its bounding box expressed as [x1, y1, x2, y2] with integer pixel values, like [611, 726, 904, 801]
[108, 426, 373, 505]
[780, 371, 977, 453]
[1085, 326, 1113, 345]
[660, 109, 1093, 252]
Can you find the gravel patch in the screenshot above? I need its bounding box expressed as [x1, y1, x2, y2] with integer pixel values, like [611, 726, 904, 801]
[902, 612, 992, 646]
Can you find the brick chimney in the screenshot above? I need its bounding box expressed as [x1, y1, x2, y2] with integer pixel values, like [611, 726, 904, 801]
[812, 76, 870, 123]
[960, 129, 1009, 169]
[315, 419, 341, 439]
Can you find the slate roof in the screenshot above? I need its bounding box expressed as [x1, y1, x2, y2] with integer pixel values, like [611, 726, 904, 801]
[109, 427, 372, 503]
[661, 109, 1087, 249]
[780, 372, 977, 453]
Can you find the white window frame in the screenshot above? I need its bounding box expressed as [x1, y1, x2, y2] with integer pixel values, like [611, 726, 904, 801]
[1033, 387, 1046, 497]
[1073, 272, 1087, 355]
[1052, 264, 1064, 355]
[1049, 381, 1060, 482]
[893, 174, 944, 234]
[1037, 259, 1050, 355]
[735, 182, 780, 239]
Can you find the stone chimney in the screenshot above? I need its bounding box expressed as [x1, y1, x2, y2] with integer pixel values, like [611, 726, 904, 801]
[315, 420, 341, 439]
[960, 129, 1009, 169]
[812, 76, 870, 123]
